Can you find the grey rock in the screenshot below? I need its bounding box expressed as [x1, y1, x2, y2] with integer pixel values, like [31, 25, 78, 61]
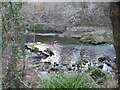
[96, 55, 111, 63]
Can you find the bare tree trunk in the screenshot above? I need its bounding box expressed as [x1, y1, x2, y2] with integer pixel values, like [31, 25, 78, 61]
[110, 2, 120, 87]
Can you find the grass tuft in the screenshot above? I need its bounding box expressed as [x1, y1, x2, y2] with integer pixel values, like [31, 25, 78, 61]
[37, 72, 101, 88]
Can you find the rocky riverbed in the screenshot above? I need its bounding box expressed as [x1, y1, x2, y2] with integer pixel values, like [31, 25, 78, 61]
[17, 31, 117, 88]
[25, 43, 116, 72]
[24, 32, 116, 75]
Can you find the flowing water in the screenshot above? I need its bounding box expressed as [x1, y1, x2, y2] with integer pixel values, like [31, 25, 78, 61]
[25, 33, 116, 74]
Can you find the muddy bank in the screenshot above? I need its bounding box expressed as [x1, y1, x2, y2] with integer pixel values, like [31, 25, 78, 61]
[25, 26, 113, 45]
[25, 33, 79, 44]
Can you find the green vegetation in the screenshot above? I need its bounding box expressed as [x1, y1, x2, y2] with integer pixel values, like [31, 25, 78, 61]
[71, 27, 113, 44]
[2, 2, 26, 88]
[85, 67, 109, 84]
[0, 27, 2, 54]
[80, 29, 113, 44]
[1, 2, 117, 89]
[37, 71, 103, 88]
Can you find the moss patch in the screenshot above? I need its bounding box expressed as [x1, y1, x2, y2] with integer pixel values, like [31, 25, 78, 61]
[72, 28, 113, 44]
[85, 67, 109, 84]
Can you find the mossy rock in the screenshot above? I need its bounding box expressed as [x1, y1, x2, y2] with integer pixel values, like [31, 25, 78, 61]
[25, 43, 37, 51]
[25, 42, 46, 51]
[72, 29, 113, 44]
[85, 67, 109, 84]
[25, 42, 54, 57]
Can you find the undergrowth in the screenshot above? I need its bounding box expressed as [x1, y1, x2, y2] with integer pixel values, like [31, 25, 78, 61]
[37, 71, 102, 88]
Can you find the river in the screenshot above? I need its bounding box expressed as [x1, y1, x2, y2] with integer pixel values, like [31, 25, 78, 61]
[25, 33, 116, 74]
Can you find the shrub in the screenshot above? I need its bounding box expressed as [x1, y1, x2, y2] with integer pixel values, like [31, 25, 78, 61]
[37, 72, 101, 88]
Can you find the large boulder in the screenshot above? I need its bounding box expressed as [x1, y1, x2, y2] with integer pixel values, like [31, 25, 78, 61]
[85, 67, 109, 84]
[25, 42, 62, 64]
